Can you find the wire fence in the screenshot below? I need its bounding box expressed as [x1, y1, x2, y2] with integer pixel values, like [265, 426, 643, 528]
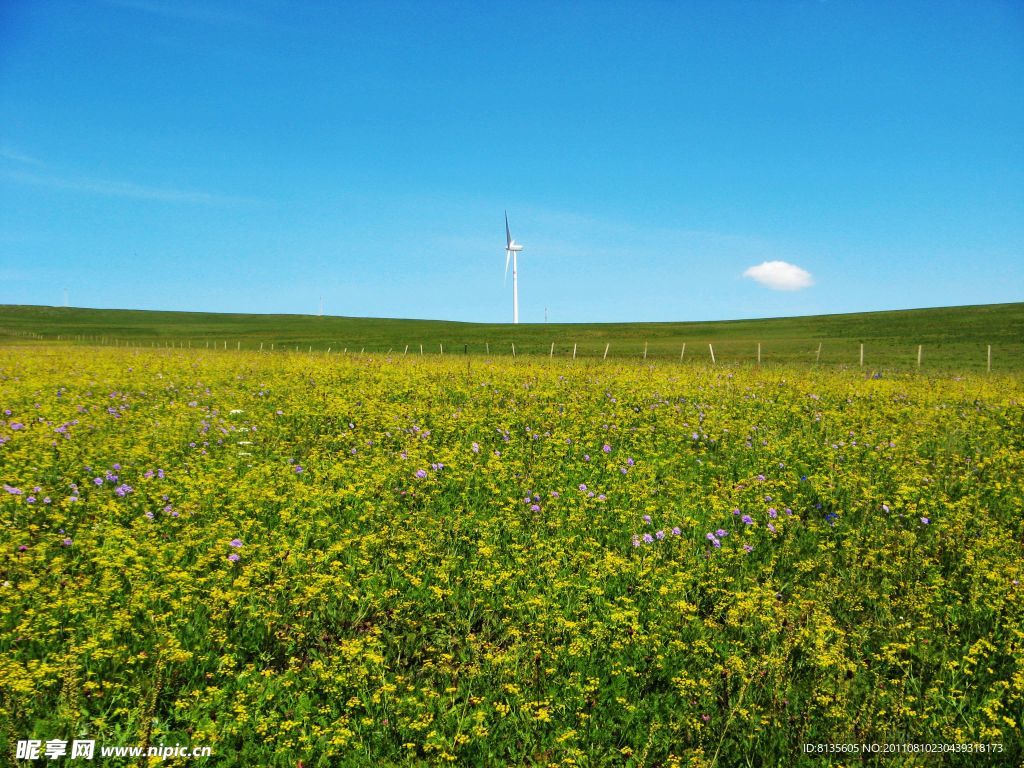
[12, 333, 1019, 372]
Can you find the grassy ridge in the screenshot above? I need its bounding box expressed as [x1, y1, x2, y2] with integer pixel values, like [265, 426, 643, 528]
[0, 302, 1022, 370]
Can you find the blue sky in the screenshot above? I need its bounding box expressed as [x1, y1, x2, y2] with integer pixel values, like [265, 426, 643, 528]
[1, 0, 1022, 323]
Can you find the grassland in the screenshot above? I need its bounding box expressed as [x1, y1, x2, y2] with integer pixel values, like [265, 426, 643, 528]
[0, 302, 1022, 371]
[1, 343, 1022, 766]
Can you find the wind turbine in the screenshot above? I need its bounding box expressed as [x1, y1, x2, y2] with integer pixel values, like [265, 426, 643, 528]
[504, 211, 524, 324]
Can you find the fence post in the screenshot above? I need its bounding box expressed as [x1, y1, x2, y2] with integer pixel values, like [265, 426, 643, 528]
[603, 343, 609, 360]
[860, 343, 864, 367]
[550, 342, 554, 358]
[486, 342, 489, 354]
[440, 343, 443, 355]
[512, 343, 516, 358]
[815, 342, 821, 363]
[573, 343, 577, 359]
[917, 344, 922, 368]
[404, 345, 408, 355]
[709, 343, 716, 364]
[643, 341, 647, 360]
[681, 343, 686, 361]
[420, 344, 423, 356]
[757, 342, 761, 365]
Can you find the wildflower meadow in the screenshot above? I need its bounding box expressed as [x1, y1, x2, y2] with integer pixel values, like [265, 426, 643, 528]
[1, 345, 1021, 766]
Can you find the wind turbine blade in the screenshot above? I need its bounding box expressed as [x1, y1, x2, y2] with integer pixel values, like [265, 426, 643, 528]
[504, 250, 510, 284]
[505, 211, 512, 248]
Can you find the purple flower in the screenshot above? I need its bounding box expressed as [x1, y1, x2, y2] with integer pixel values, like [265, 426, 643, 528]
[597, 494, 606, 501]
[578, 483, 587, 492]
[631, 535, 641, 547]
[743, 544, 753, 553]
[228, 552, 240, 562]
[583, 454, 590, 461]
[620, 467, 628, 474]
[530, 504, 541, 512]
[62, 538, 72, 547]
[705, 532, 716, 541]
[655, 530, 665, 540]
[550, 491, 560, 498]
[671, 527, 681, 536]
[230, 538, 243, 548]
[768, 508, 778, 518]
[26, 496, 35, 504]
[642, 533, 654, 544]
[757, 474, 766, 482]
[767, 523, 777, 533]
[415, 469, 427, 479]
[10, 422, 24, 430]
[642, 514, 652, 524]
[93, 477, 103, 486]
[920, 517, 930, 525]
[145, 511, 154, 520]
[627, 458, 634, 466]
[114, 484, 133, 497]
[785, 507, 793, 516]
[732, 508, 741, 516]
[741, 515, 753, 525]
[157, 469, 164, 479]
[715, 529, 728, 538]
[294, 465, 304, 473]
[471, 442, 480, 453]
[602, 444, 612, 453]
[18, 544, 28, 551]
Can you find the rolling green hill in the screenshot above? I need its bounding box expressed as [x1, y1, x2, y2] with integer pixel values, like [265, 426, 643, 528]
[0, 302, 1021, 370]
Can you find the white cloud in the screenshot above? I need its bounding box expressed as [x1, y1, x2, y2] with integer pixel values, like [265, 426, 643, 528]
[742, 260, 814, 291]
[1, 168, 255, 206]
[0, 145, 43, 166]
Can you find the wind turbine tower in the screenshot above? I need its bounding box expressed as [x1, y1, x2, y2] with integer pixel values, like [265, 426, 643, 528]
[504, 212, 524, 324]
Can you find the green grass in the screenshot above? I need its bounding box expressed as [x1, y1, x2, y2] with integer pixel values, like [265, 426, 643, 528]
[1, 301, 1022, 370]
[2, 348, 1022, 765]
